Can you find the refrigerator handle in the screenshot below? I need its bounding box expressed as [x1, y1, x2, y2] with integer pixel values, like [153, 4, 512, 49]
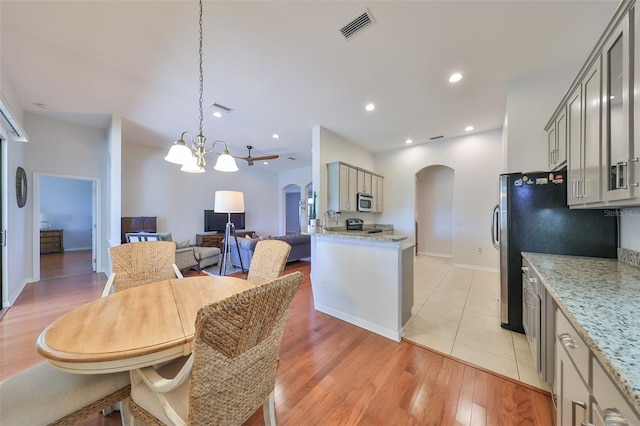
[491, 204, 500, 250]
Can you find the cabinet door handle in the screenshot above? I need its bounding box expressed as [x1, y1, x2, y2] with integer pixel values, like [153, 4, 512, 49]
[559, 333, 577, 349]
[629, 158, 639, 188]
[572, 400, 587, 426]
[602, 408, 629, 426]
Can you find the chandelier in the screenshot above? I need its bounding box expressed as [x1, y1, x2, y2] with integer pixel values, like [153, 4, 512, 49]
[164, 0, 238, 173]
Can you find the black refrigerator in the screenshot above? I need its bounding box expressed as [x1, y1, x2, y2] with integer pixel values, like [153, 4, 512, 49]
[490, 169, 618, 333]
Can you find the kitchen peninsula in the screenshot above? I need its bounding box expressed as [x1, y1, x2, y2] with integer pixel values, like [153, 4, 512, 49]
[310, 226, 414, 342]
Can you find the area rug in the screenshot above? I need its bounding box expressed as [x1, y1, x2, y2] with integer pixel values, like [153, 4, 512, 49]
[201, 263, 246, 277]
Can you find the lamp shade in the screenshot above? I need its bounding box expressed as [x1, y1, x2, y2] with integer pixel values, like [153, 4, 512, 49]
[213, 150, 239, 172]
[214, 191, 245, 213]
[164, 140, 192, 165]
[180, 155, 205, 173]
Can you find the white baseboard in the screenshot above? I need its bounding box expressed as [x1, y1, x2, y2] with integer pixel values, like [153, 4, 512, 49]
[453, 263, 499, 273]
[417, 251, 453, 258]
[313, 303, 401, 342]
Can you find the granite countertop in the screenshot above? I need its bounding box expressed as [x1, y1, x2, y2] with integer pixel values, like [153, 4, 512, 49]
[522, 252, 640, 413]
[311, 230, 407, 242]
[307, 224, 407, 242]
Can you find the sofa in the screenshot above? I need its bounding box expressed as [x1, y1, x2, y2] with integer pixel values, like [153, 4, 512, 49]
[228, 233, 310, 268]
[125, 232, 221, 271]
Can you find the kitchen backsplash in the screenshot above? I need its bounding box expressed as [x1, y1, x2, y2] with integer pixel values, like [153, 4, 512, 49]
[618, 248, 640, 268]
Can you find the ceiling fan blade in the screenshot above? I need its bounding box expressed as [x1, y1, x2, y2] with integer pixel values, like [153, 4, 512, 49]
[250, 155, 279, 161]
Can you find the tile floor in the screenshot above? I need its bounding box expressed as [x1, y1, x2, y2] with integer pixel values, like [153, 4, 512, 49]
[403, 254, 551, 391]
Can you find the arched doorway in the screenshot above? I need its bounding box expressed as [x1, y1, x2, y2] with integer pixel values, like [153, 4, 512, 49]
[415, 165, 454, 257]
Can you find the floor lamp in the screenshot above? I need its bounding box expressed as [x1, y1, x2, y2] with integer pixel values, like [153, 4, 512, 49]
[214, 190, 246, 276]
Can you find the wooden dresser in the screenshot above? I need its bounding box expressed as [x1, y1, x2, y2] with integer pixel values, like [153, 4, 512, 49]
[40, 230, 64, 254]
[121, 217, 157, 243]
[196, 230, 254, 249]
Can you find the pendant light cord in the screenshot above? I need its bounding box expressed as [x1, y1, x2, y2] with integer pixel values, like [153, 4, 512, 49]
[198, 0, 204, 137]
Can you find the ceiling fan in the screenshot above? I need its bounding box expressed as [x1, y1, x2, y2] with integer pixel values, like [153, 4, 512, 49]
[236, 145, 279, 166]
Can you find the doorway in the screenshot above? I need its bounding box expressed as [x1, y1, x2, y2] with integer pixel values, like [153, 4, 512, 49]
[415, 165, 454, 257]
[33, 173, 100, 281]
[283, 184, 302, 235]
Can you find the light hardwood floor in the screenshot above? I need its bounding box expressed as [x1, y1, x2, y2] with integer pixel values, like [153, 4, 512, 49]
[1, 250, 555, 425]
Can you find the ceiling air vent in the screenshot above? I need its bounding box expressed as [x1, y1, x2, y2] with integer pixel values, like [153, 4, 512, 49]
[208, 102, 234, 114]
[340, 9, 375, 40]
[429, 135, 444, 141]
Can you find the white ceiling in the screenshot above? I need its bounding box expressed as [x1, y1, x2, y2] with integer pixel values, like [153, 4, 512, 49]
[1, 0, 619, 172]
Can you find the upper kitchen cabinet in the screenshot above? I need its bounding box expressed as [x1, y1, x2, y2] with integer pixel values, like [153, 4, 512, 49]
[371, 174, 384, 213]
[602, 11, 636, 202]
[327, 162, 384, 213]
[546, 107, 567, 170]
[357, 169, 372, 195]
[567, 59, 603, 206]
[548, 1, 640, 207]
[327, 162, 358, 212]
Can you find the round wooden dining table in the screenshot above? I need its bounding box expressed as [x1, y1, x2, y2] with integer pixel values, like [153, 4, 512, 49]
[36, 275, 253, 374]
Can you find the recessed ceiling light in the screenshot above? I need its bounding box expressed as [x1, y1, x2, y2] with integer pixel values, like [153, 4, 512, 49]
[365, 103, 375, 111]
[263, 161, 269, 165]
[449, 72, 463, 83]
[406, 139, 413, 144]
[465, 126, 474, 132]
[212, 111, 222, 118]
[272, 134, 279, 139]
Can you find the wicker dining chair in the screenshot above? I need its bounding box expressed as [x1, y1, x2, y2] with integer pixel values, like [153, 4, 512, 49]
[0, 361, 131, 425]
[247, 239, 292, 286]
[102, 240, 183, 297]
[128, 271, 304, 426]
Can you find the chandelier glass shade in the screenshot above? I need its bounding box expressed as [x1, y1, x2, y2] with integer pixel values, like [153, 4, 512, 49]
[164, 0, 238, 174]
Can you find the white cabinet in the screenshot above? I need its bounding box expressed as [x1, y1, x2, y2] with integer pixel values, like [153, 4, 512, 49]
[602, 12, 636, 202]
[357, 169, 372, 195]
[592, 358, 640, 426]
[328, 162, 383, 213]
[556, 310, 590, 426]
[567, 85, 584, 206]
[555, 308, 640, 426]
[568, 58, 603, 205]
[547, 108, 567, 170]
[557, 342, 590, 426]
[371, 174, 384, 213]
[327, 162, 358, 212]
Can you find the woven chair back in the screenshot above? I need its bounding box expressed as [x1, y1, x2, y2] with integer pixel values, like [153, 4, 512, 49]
[247, 239, 292, 286]
[109, 241, 177, 292]
[188, 271, 303, 425]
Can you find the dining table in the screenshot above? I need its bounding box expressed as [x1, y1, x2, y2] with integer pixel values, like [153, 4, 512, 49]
[36, 275, 254, 374]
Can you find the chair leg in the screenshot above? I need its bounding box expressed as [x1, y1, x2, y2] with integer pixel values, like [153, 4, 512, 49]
[263, 391, 276, 426]
[119, 398, 131, 426]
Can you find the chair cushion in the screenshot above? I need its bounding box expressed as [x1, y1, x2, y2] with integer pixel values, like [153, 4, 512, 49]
[0, 361, 130, 425]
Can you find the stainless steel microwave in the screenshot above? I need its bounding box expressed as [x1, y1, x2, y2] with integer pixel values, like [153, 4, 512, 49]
[357, 193, 373, 212]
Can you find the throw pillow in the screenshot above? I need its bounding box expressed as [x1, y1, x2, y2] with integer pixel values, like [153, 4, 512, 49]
[245, 234, 253, 240]
[176, 240, 190, 249]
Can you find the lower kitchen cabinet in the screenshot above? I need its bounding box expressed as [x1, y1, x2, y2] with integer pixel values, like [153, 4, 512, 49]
[556, 308, 640, 426]
[556, 310, 590, 426]
[592, 357, 640, 426]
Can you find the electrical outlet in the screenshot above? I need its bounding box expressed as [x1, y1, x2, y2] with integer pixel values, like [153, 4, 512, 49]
[477, 247, 482, 253]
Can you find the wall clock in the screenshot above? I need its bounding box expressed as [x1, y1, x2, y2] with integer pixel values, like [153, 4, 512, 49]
[16, 166, 27, 208]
